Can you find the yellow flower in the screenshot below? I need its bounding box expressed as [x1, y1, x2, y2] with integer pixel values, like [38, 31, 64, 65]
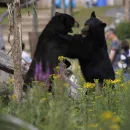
[110, 124, 119, 130]
[53, 74, 61, 79]
[115, 70, 120, 75]
[78, 65, 80, 69]
[11, 94, 17, 100]
[55, 66, 60, 70]
[88, 123, 99, 128]
[58, 56, 65, 61]
[64, 83, 69, 87]
[8, 78, 14, 84]
[112, 116, 120, 124]
[105, 79, 121, 84]
[111, 79, 121, 84]
[83, 82, 95, 89]
[41, 98, 46, 103]
[120, 84, 124, 87]
[120, 84, 128, 89]
[100, 111, 113, 121]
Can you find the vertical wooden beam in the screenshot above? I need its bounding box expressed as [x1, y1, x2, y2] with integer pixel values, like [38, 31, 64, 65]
[28, 32, 39, 58]
[125, 0, 130, 21]
[62, 0, 66, 13]
[69, 0, 73, 16]
[51, 0, 56, 17]
[123, 0, 125, 6]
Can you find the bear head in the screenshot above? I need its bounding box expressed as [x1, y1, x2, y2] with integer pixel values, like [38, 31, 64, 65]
[50, 12, 79, 34]
[81, 11, 106, 37]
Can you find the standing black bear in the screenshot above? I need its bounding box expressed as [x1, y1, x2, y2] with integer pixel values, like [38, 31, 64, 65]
[58, 11, 115, 85]
[23, 12, 79, 92]
[80, 12, 115, 84]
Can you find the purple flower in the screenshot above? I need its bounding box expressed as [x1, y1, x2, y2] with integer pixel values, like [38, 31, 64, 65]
[34, 62, 50, 82]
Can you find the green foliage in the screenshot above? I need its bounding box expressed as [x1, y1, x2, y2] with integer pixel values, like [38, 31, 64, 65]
[0, 6, 129, 129]
[116, 22, 130, 40]
[0, 68, 130, 130]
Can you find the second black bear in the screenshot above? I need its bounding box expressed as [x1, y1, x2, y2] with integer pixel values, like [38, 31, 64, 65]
[58, 11, 115, 84]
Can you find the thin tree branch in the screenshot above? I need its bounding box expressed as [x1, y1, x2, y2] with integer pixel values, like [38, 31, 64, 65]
[0, 0, 37, 23]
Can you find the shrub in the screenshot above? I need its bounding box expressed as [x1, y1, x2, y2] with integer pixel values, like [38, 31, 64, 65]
[116, 22, 130, 40]
[0, 68, 130, 130]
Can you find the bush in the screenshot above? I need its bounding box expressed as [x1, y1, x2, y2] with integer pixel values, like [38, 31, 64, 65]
[1, 64, 130, 130]
[0, 68, 130, 130]
[116, 22, 130, 40]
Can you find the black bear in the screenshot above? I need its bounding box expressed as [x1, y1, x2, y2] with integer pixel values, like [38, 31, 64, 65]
[58, 11, 115, 85]
[23, 12, 79, 92]
[79, 12, 115, 84]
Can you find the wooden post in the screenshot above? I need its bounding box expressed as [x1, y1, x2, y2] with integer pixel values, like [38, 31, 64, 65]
[69, 0, 73, 16]
[123, 0, 125, 6]
[51, 0, 56, 17]
[12, 0, 23, 100]
[62, 0, 66, 13]
[28, 32, 40, 57]
[125, 0, 130, 21]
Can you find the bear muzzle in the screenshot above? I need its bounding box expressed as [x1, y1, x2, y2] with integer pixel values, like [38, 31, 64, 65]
[81, 25, 90, 37]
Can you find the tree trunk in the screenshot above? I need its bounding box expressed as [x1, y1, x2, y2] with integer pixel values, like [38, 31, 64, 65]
[12, 0, 23, 100]
[125, 0, 130, 21]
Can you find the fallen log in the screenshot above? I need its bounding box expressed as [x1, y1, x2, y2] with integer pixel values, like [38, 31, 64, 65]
[0, 50, 28, 75]
[0, 50, 14, 74]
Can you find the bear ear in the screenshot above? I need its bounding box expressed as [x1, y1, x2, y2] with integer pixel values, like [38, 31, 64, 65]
[91, 11, 96, 18]
[55, 12, 60, 16]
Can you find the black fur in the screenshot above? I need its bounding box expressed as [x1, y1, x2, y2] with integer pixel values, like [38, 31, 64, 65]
[23, 12, 79, 92]
[58, 12, 115, 84]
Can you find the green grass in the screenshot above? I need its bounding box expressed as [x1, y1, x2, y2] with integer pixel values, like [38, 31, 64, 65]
[73, 6, 117, 33]
[0, 68, 130, 130]
[0, 8, 6, 15]
[1, 5, 118, 25]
